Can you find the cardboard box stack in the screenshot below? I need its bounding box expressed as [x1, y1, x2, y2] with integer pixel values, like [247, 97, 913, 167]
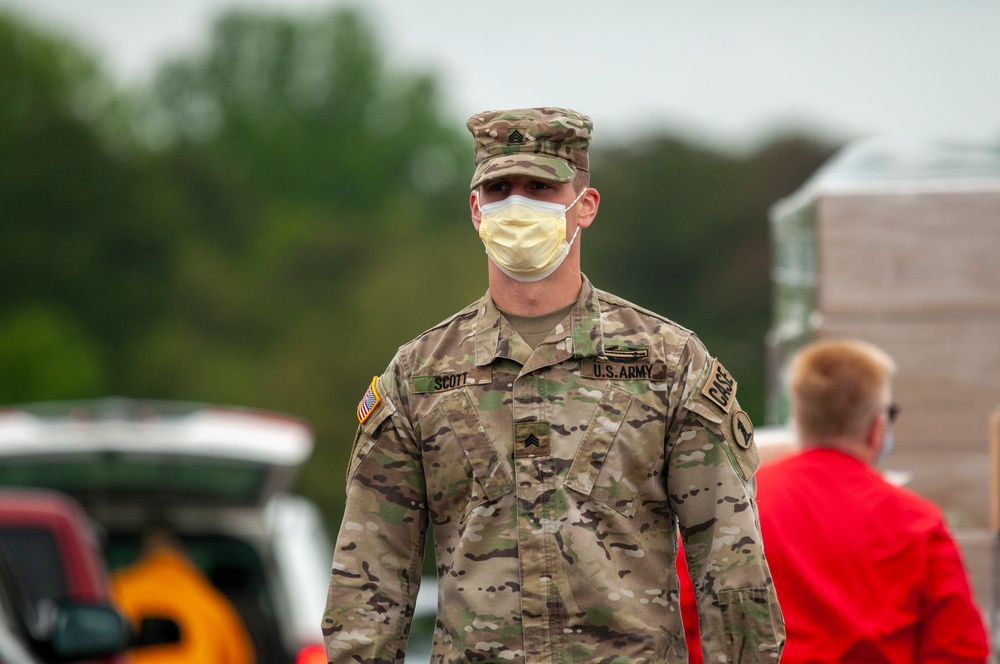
[768, 138, 1000, 643]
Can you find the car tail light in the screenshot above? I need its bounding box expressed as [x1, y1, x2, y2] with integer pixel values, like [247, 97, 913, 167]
[296, 644, 326, 664]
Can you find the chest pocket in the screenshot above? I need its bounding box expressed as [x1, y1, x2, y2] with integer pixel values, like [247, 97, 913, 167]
[565, 383, 666, 517]
[419, 390, 514, 523]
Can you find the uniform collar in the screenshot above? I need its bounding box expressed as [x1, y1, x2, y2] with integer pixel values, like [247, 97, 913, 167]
[474, 275, 604, 366]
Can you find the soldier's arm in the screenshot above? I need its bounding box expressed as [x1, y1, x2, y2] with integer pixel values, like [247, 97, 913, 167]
[666, 342, 784, 663]
[322, 367, 428, 664]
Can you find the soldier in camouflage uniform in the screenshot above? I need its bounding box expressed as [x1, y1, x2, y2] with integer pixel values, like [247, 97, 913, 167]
[323, 107, 785, 663]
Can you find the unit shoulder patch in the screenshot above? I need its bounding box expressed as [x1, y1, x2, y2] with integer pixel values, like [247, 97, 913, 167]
[723, 408, 760, 481]
[357, 376, 381, 424]
[700, 358, 736, 413]
[731, 410, 754, 450]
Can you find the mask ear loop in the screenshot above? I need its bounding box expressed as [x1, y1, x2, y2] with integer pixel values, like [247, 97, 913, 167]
[566, 187, 588, 212]
[565, 188, 589, 247]
[566, 225, 581, 247]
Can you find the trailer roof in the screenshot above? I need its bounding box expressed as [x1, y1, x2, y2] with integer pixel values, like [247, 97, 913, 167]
[774, 138, 1000, 217]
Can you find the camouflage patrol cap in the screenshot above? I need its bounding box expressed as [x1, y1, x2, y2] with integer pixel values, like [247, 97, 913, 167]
[467, 107, 592, 189]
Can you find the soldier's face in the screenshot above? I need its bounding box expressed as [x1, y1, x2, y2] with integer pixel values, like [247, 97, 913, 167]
[471, 176, 595, 232]
[470, 176, 600, 246]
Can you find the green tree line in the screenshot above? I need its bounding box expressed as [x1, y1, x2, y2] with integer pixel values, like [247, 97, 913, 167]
[0, 7, 836, 529]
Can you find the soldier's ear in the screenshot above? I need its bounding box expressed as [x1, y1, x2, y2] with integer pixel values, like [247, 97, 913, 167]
[470, 190, 482, 231]
[574, 188, 600, 230]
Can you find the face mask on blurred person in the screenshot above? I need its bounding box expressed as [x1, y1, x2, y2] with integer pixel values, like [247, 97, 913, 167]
[876, 427, 894, 464]
[477, 189, 587, 282]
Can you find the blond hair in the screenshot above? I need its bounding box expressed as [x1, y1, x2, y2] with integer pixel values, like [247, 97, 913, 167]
[789, 339, 896, 440]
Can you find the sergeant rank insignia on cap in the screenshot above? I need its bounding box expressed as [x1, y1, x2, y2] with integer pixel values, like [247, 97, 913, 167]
[357, 376, 380, 424]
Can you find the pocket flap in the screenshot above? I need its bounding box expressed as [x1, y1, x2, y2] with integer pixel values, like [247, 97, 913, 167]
[686, 398, 723, 428]
[566, 384, 633, 497]
[441, 391, 513, 502]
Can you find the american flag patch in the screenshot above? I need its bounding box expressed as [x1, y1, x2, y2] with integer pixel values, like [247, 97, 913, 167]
[357, 376, 380, 424]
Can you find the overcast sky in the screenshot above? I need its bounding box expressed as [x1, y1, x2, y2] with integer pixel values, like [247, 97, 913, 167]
[3, 0, 999, 150]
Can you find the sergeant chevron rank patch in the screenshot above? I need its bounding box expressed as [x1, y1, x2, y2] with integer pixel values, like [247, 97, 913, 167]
[514, 421, 550, 458]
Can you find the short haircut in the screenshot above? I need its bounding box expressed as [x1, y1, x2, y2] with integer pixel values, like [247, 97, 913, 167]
[789, 338, 896, 439]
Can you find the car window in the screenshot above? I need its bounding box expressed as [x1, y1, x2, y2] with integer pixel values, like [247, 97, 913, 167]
[0, 550, 41, 664]
[0, 528, 69, 611]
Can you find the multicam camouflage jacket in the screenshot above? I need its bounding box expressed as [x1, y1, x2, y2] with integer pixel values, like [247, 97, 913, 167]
[323, 277, 784, 663]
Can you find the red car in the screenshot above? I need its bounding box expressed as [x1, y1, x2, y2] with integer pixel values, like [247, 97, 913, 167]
[0, 488, 127, 664]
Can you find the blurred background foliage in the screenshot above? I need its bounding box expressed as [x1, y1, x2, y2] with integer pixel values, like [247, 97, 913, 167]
[0, 6, 836, 529]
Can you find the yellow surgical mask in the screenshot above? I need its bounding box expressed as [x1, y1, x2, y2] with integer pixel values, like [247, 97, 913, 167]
[477, 189, 587, 282]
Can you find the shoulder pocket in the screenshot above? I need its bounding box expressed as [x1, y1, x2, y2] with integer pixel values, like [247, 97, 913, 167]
[346, 398, 395, 482]
[686, 401, 760, 482]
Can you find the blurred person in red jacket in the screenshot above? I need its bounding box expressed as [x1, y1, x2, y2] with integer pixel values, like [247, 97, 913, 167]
[675, 543, 703, 664]
[767, 338, 988, 661]
[111, 529, 254, 664]
[680, 338, 989, 663]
